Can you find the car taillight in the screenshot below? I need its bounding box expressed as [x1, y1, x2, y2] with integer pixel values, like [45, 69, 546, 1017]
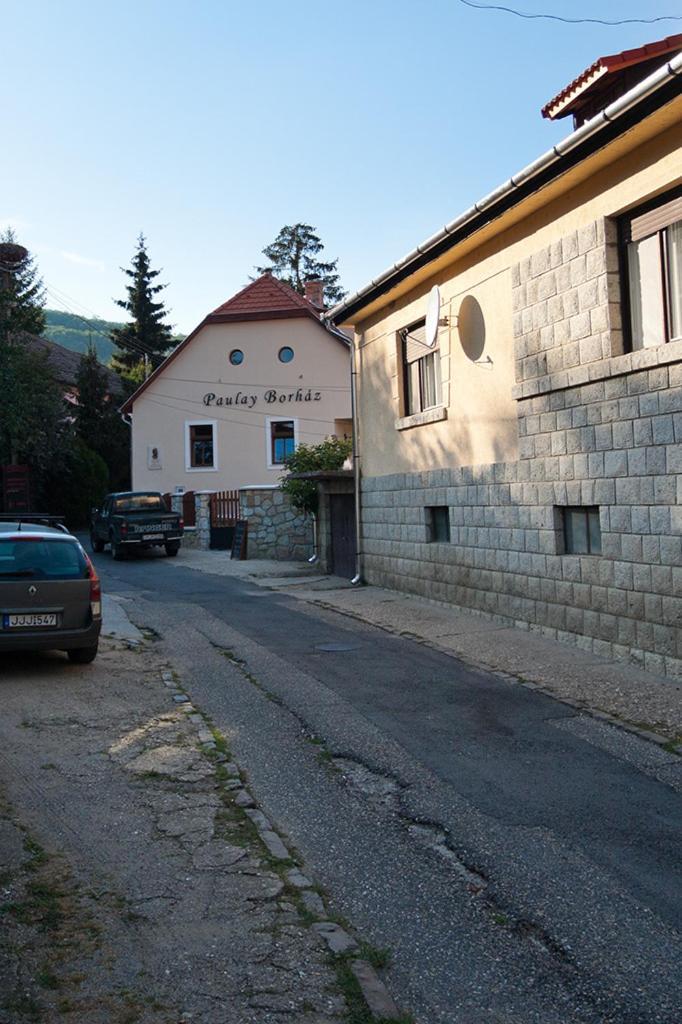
[120, 522, 128, 536]
[84, 554, 102, 617]
[179, 518, 184, 529]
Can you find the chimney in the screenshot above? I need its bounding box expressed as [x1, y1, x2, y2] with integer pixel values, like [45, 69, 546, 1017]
[304, 278, 325, 309]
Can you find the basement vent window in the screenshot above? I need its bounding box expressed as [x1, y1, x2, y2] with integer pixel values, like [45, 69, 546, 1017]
[426, 506, 450, 544]
[562, 506, 601, 555]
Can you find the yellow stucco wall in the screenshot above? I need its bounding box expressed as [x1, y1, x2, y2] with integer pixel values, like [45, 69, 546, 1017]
[130, 317, 351, 493]
[350, 103, 682, 479]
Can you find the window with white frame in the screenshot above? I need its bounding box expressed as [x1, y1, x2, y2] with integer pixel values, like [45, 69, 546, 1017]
[401, 321, 442, 415]
[621, 188, 682, 350]
[185, 421, 216, 470]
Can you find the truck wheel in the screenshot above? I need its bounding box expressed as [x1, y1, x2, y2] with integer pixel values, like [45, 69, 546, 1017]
[90, 530, 104, 553]
[67, 644, 98, 664]
[165, 542, 180, 557]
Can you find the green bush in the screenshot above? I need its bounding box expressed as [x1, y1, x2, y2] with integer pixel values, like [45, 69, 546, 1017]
[280, 436, 352, 516]
[44, 438, 109, 528]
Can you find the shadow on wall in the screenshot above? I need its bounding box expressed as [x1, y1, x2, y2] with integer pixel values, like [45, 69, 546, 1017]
[358, 328, 517, 479]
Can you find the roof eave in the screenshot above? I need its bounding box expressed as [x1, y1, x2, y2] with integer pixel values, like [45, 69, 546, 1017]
[329, 52, 682, 327]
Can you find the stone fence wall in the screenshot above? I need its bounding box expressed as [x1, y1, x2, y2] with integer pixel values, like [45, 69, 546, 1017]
[173, 488, 312, 559]
[239, 487, 312, 561]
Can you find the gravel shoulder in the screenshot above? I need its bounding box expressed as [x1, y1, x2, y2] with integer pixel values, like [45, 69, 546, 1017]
[0, 638, 357, 1024]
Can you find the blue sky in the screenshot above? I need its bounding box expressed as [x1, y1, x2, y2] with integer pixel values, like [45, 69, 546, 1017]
[3, 0, 681, 335]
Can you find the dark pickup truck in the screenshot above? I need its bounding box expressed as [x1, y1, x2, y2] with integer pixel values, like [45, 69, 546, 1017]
[90, 491, 183, 559]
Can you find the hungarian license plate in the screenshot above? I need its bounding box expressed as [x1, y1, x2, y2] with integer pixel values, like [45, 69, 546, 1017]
[4, 613, 58, 628]
[142, 533, 164, 541]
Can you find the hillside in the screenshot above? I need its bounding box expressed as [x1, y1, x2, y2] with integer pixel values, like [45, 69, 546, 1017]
[43, 309, 185, 365]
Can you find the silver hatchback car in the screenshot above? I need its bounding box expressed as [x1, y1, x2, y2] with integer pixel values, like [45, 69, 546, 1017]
[0, 518, 102, 663]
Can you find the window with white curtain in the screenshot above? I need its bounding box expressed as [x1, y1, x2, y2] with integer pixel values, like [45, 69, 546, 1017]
[622, 190, 682, 350]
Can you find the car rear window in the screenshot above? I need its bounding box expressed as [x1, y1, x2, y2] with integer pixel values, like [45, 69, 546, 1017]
[113, 495, 165, 512]
[0, 538, 88, 579]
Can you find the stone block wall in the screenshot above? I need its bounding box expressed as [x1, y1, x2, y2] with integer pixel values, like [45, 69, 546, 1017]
[239, 486, 312, 560]
[360, 223, 682, 677]
[512, 217, 623, 390]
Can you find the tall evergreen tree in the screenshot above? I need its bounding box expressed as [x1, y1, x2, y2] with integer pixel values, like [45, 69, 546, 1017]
[0, 228, 46, 339]
[255, 224, 345, 306]
[110, 234, 173, 373]
[74, 346, 131, 491]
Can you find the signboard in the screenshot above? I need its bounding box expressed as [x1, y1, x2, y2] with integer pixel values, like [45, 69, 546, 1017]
[2, 465, 31, 513]
[231, 520, 248, 561]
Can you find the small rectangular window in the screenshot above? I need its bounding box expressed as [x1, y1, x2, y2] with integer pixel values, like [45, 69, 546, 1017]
[271, 420, 295, 465]
[189, 424, 214, 468]
[621, 188, 682, 350]
[563, 506, 601, 555]
[402, 322, 442, 415]
[426, 506, 450, 543]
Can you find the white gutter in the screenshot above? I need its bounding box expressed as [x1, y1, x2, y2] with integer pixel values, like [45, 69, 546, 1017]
[329, 51, 682, 323]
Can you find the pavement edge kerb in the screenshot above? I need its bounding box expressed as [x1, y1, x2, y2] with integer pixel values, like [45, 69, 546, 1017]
[161, 667, 409, 1024]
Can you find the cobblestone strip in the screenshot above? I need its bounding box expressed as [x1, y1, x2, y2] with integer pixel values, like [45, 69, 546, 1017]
[162, 667, 410, 1024]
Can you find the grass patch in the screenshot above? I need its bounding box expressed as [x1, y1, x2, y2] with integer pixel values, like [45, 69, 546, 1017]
[37, 966, 61, 990]
[210, 727, 230, 755]
[2, 992, 42, 1021]
[356, 942, 391, 970]
[23, 837, 48, 870]
[662, 734, 682, 755]
[334, 959, 413, 1024]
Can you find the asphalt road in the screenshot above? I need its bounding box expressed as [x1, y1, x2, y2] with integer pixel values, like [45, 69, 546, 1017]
[94, 548, 682, 1024]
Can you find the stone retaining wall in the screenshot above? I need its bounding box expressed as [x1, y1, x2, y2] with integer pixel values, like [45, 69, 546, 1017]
[240, 486, 312, 560]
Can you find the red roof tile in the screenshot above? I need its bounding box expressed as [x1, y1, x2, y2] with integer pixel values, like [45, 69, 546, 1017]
[542, 33, 682, 120]
[207, 274, 323, 323]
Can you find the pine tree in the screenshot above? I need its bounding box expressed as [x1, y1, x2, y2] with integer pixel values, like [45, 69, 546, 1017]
[0, 228, 46, 339]
[74, 346, 109, 447]
[110, 234, 173, 373]
[74, 346, 131, 491]
[255, 224, 345, 307]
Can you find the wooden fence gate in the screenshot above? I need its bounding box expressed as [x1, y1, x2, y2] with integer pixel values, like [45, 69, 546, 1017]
[209, 490, 240, 550]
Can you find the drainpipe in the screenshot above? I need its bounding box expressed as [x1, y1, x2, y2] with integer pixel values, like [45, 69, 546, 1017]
[308, 513, 319, 563]
[350, 332, 363, 585]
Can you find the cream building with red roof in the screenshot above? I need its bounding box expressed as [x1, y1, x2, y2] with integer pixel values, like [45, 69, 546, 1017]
[122, 275, 351, 494]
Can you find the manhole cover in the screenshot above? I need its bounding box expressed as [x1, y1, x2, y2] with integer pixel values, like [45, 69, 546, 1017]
[314, 642, 360, 653]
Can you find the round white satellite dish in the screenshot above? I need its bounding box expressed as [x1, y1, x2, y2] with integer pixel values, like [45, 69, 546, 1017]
[425, 285, 441, 347]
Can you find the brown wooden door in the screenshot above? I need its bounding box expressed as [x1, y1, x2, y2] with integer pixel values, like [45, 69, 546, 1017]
[330, 494, 356, 579]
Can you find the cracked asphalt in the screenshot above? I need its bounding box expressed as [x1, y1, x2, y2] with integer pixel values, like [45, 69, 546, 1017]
[87, 550, 682, 1024]
[0, 640, 345, 1024]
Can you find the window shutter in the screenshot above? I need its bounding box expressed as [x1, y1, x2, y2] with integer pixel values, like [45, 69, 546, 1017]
[403, 322, 434, 364]
[627, 195, 682, 242]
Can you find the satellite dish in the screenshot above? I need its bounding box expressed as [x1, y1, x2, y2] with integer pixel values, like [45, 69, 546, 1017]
[425, 285, 441, 347]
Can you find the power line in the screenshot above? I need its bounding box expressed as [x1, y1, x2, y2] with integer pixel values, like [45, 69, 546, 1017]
[162, 374, 350, 392]
[44, 284, 163, 361]
[456, 0, 682, 25]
